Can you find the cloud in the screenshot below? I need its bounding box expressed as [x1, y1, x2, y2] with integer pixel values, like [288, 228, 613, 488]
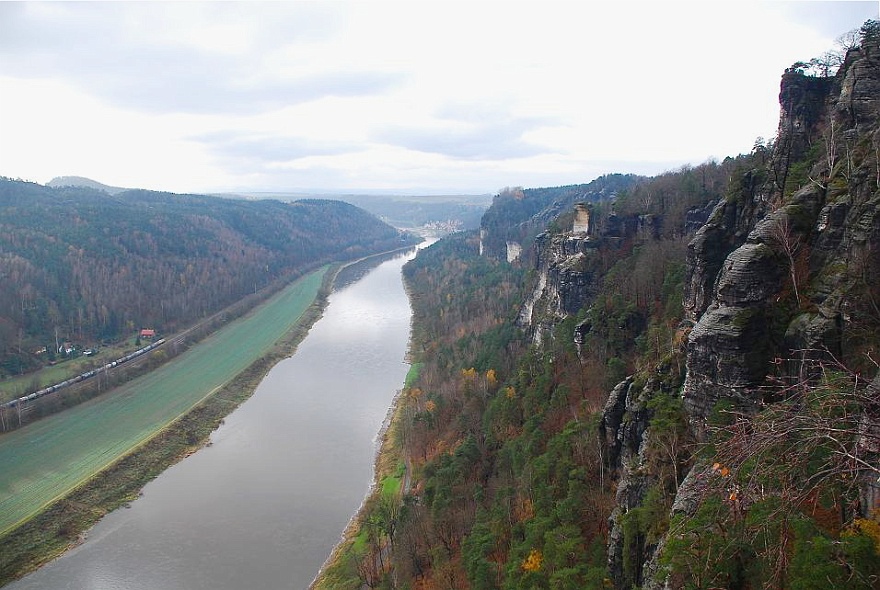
[194, 131, 360, 168]
[2, 1, 877, 194]
[773, 1, 877, 39]
[90, 65, 405, 116]
[0, 2, 404, 115]
[374, 103, 562, 160]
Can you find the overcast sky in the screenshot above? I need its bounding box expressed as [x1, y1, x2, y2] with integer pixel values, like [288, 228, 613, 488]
[1, 1, 878, 195]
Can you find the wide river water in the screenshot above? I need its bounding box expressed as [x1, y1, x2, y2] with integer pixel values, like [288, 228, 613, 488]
[8, 246, 421, 590]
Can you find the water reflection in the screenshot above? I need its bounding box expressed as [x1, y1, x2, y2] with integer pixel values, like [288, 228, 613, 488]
[8, 247, 421, 590]
[332, 244, 419, 292]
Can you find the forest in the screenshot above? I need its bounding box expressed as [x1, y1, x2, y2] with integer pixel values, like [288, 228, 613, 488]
[0, 179, 415, 379]
[317, 20, 880, 590]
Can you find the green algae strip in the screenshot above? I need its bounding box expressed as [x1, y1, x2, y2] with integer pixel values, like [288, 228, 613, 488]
[0, 267, 328, 536]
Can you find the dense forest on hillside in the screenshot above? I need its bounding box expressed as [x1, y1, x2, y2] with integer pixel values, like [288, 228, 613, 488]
[338, 159, 735, 590]
[318, 21, 880, 590]
[0, 179, 414, 378]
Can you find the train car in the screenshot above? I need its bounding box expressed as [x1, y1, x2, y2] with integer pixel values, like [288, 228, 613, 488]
[3, 336, 169, 412]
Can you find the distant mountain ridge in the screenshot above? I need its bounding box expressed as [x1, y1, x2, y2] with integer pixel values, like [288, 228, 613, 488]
[43, 177, 492, 230]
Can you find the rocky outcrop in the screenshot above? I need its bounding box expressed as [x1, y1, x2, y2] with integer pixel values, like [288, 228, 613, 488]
[682, 170, 775, 324]
[521, 201, 669, 344]
[479, 175, 641, 262]
[520, 232, 599, 341]
[777, 69, 834, 163]
[603, 371, 693, 590]
[684, 199, 718, 234]
[682, 181, 831, 421]
[506, 241, 522, 262]
[640, 26, 880, 589]
[681, 29, 880, 426]
[835, 28, 880, 131]
[601, 377, 640, 470]
[602, 377, 656, 590]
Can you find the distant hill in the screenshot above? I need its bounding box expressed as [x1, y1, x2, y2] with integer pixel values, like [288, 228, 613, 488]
[0, 178, 417, 377]
[44, 180, 494, 231]
[322, 193, 493, 231]
[479, 173, 643, 259]
[46, 175, 128, 195]
[226, 191, 494, 231]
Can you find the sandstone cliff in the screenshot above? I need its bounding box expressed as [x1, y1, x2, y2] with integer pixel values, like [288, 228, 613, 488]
[682, 26, 880, 425]
[519, 232, 599, 343]
[581, 24, 880, 590]
[637, 24, 878, 589]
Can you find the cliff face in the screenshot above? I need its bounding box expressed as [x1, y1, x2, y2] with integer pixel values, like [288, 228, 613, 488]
[644, 29, 880, 589]
[682, 33, 880, 425]
[479, 174, 640, 261]
[519, 232, 599, 342]
[519, 206, 670, 345]
[594, 28, 880, 590]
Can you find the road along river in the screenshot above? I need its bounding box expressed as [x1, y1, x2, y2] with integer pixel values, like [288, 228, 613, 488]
[7, 246, 420, 590]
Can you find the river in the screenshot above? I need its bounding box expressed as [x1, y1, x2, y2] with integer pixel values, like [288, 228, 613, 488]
[7, 246, 421, 590]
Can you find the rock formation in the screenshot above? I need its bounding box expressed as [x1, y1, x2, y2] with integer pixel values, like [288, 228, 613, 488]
[682, 28, 880, 427]
[601, 25, 880, 589]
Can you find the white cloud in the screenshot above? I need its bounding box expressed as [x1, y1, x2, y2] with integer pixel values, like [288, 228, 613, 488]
[1, 1, 877, 194]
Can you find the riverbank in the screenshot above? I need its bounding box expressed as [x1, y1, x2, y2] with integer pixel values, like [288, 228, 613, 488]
[310, 360, 422, 590]
[1, 242, 423, 587]
[310, 244, 432, 590]
[0, 267, 337, 586]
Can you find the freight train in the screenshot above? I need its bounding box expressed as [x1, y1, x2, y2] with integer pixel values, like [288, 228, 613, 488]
[2, 339, 166, 409]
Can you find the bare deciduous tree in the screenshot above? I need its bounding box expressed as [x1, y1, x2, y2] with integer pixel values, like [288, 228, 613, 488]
[710, 355, 880, 516]
[768, 216, 805, 307]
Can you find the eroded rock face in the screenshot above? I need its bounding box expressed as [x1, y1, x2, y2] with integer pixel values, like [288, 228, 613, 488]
[521, 232, 599, 341]
[836, 33, 880, 131]
[602, 377, 659, 590]
[601, 377, 641, 470]
[684, 199, 718, 234]
[682, 177, 834, 418]
[683, 304, 773, 419]
[682, 168, 880, 423]
[682, 182, 772, 324]
[683, 212, 732, 323]
[621, 30, 880, 590]
[715, 243, 783, 305]
[778, 70, 834, 162]
[679, 33, 880, 430]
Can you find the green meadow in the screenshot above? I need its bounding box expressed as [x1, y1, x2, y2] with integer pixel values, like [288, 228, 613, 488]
[0, 267, 327, 536]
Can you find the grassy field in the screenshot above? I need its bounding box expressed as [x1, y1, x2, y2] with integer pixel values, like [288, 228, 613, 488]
[0, 267, 327, 536]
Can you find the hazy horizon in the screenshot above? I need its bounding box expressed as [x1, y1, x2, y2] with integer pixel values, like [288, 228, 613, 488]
[2, 1, 878, 195]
